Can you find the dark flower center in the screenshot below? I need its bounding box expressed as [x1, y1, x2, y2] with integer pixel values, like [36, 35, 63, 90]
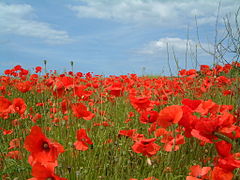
[42, 141, 50, 151]
[143, 142, 150, 145]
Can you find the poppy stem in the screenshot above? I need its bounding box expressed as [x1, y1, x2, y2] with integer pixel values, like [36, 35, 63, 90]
[214, 132, 234, 144]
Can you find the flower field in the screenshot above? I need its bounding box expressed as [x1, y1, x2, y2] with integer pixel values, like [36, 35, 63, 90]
[1, 62, 240, 180]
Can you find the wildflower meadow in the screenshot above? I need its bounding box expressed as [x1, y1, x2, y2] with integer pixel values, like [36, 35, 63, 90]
[0, 62, 240, 180]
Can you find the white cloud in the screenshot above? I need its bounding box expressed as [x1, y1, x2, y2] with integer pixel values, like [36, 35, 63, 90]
[69, 0, 238, 27]
[0, 2, 73, 44]
[137, 37, 213, 56]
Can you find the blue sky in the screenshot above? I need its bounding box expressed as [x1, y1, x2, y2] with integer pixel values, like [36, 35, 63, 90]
[0, 0, 239, 76]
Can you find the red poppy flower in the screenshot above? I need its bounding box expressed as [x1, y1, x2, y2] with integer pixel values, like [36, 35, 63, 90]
[195, 99, 216, 115]
[35, 66, 42, 73]
[73, 85, 92, 100]
[157, 105, 183, 128]
[178, 106, 197, 138]
[200, 65, 211, 74]
[148, 122, 157, 134]
[0, 96, 12, 118]
[215, 141, 232, 157]
[154, 128, 169, 137]
[211, 167, 233, 180]
[71, 103, 95, 120]
[215, 153, 240, 172]
[213, 64, 223, 74]
[132, 138, 160, 157]
[20, 68, 29, 76]
[0, 96, 11, 112]
[139, 111, 158, 124]
[12, 98, 27, 115]
[222, 64, 232, 73]
[4, 69, 12, 75]
[182, 99, 202, 111]
[222, 90, 234, 96]
[15, 81, 32, 93]
[130, 96, 152, 112]
[131, 133, 145, 142]
[187, 165, 211, 180]
[191, 117, 219, 143]
[178, 69, 187, 76]
[2, 129, 13, 135]
[219, 112, 235, 128]
[0, 85, 6, 95]
[24, 126, 64, 165]
[161, 134, 185, 152]
[216, 76, 231, 86]
[118, 129, 137, 138]
[106, 83, 124, 97]
[13, 65, 22, 71]
[29, 163, 67, 180]
[74, 129, 93, 151]
[186, 69, 197, 77]
[30, 74, 39, 82]
[60, 99, 69, 114]
[76, 72, 83, 77]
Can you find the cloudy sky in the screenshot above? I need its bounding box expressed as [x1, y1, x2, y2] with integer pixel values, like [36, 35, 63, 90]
[0, 0, 239, 75]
